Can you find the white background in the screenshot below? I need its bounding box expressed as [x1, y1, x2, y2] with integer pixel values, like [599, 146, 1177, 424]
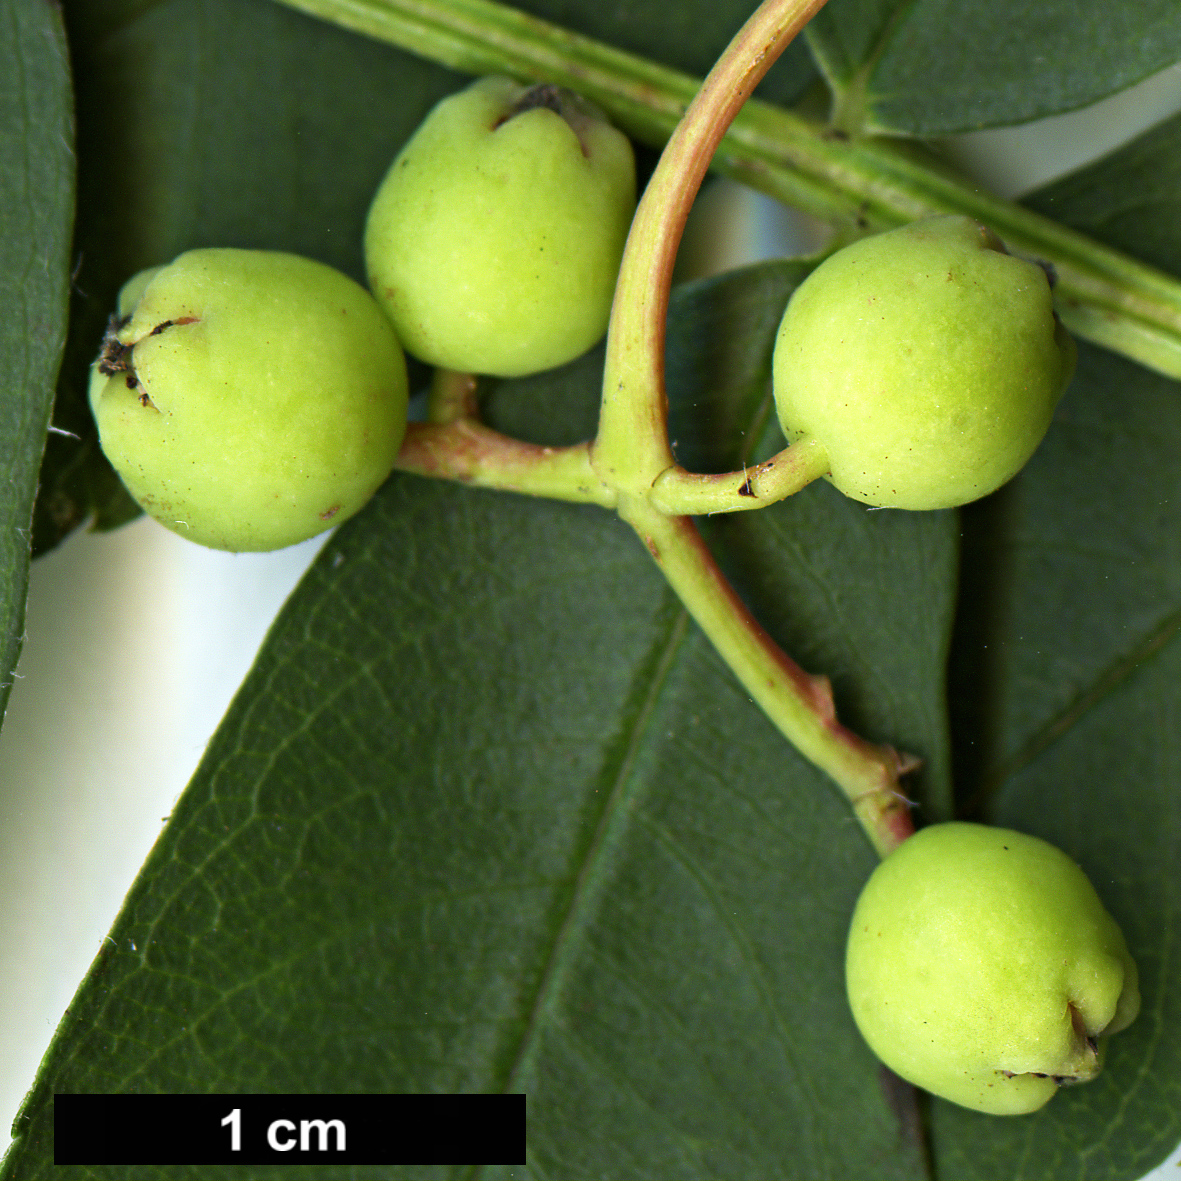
[2, 62, 1181, 1176]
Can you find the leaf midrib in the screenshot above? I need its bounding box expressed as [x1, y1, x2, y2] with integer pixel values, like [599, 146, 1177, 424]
[471, 604, 690, 1168]
[461, 272, 789, 1169]
[974, 603, 1181, 811]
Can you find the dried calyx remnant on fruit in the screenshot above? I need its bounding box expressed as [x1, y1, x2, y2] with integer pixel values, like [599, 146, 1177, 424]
[90, 248, 409, 552]
[846, 822, 1139, 1115]
[364, 75, 636, 379]
[773, 215, 1077, 510]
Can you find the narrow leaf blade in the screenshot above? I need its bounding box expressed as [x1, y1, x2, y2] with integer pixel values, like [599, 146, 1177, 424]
[0, 0, 74, 705]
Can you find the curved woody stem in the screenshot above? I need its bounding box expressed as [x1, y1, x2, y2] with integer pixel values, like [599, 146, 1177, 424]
[649, 437, 830, 516]
[398, 369, 615, 506]
[592, 0, 830, 495]
[598, 0, 916, 858]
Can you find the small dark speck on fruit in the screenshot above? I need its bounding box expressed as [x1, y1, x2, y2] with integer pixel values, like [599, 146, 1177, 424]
[319, 505, 341, 520]
[97, 315, 134, 375]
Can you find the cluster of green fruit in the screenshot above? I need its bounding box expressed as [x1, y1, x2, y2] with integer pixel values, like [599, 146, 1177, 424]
[89, 75, 1077, 550]
[87, 72, 1136, 1118]
[89, 76, 636, 551]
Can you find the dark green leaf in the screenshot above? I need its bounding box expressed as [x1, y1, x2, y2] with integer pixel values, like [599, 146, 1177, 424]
[0, 0, 74, 699]
[936, 341, 1181, 1181]
[4, 261, 954, 1181]
[806, 0, 1181, 135]
[1024, 110, 1181, 276]
[938, 112, 1181, 1179]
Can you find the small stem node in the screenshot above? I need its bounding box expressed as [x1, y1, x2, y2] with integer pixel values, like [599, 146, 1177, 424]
[395, 421, 615, 507]
[650, 437, 829, 515]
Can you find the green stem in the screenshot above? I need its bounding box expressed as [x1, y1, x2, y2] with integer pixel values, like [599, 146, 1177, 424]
[592, 0, 830, 493]
[649, 438, 830, 516]
[427, 368, 479, 423]
[395, 421, 614, 506]
[276, 0, 1181, 380]
[593, 0, 913, 857]
[623, 499, 914, 858]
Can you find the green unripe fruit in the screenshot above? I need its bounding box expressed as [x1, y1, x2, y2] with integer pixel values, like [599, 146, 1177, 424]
[90, 248, 409, 552]
[846, 822, 1139, 1115]
[364, 76, 636, 378]
[772, 216, 1076, 509]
